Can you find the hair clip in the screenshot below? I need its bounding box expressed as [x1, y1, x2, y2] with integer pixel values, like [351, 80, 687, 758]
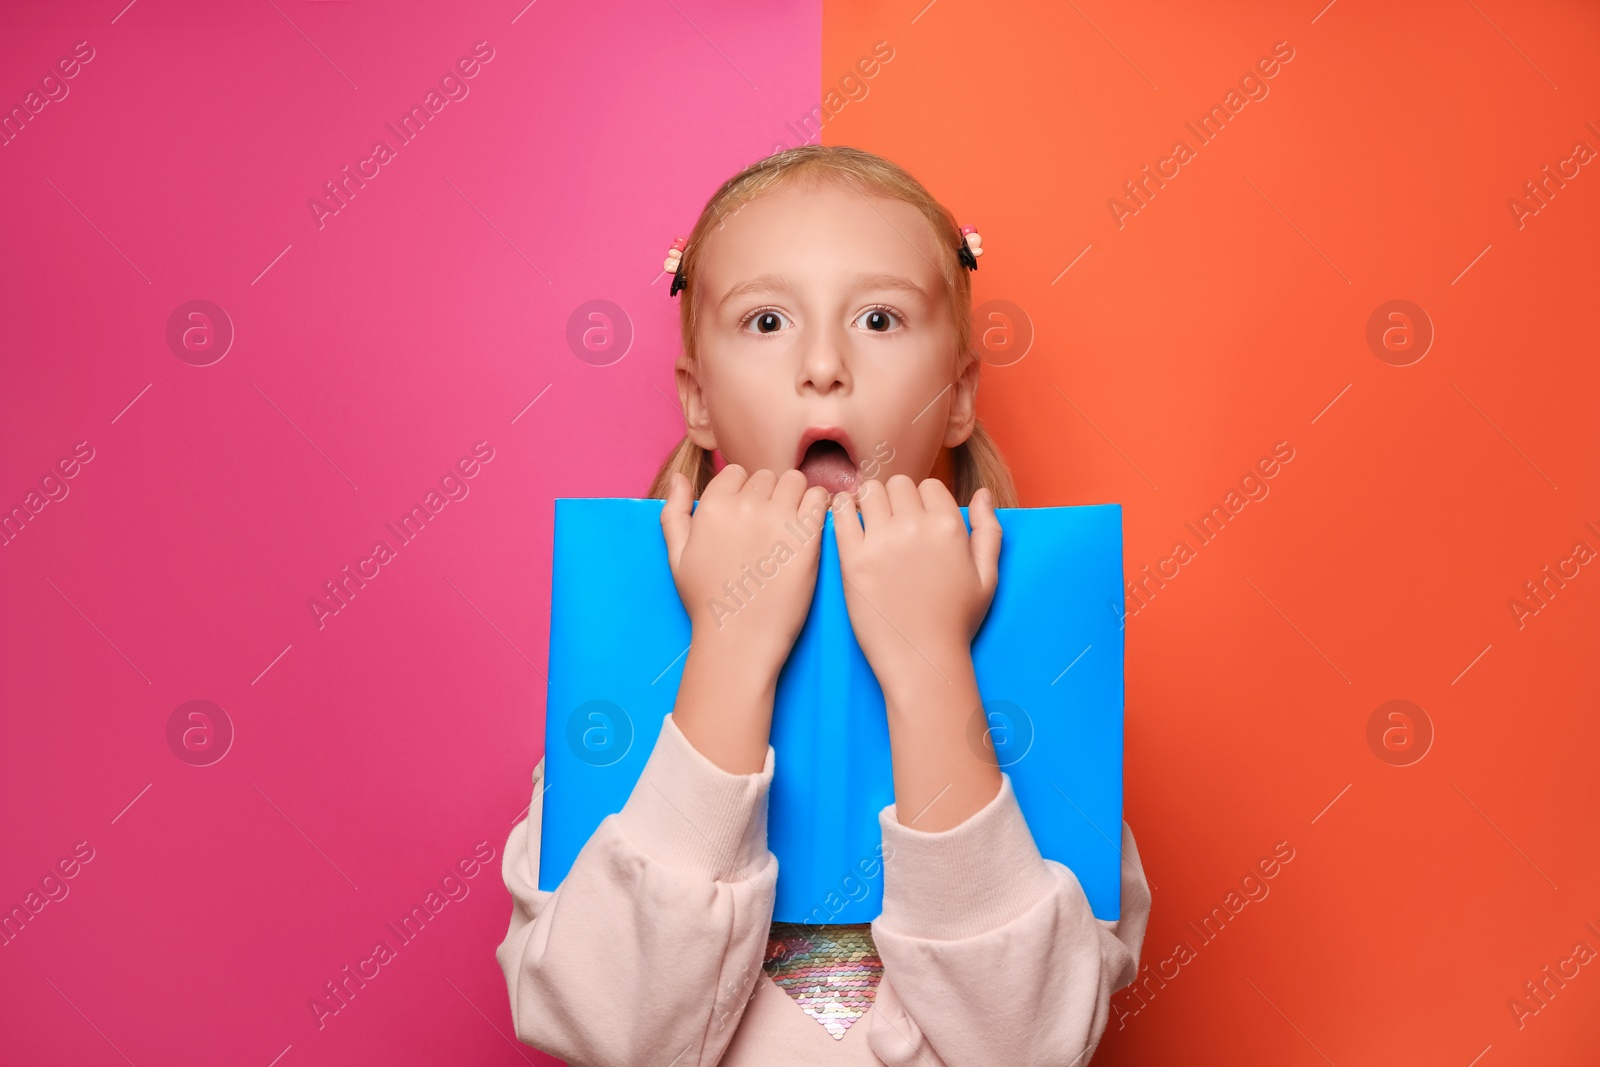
[958, 225, 983, 271]
[664, 237, 688, 297]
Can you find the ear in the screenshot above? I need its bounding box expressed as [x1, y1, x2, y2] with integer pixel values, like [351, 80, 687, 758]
[942, 354, 981, 448]
[675, 353, 718, 451]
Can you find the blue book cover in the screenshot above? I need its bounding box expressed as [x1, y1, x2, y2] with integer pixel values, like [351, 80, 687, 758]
[538, 498, 1126, 922]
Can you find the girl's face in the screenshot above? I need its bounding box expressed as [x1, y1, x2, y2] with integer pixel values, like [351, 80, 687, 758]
[676, 178, 979, 496]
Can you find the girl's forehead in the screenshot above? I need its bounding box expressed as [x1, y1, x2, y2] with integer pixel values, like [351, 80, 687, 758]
[701, 181, 945, 283]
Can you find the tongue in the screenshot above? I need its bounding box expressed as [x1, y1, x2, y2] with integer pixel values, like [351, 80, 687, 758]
[799, 442, 857, 494]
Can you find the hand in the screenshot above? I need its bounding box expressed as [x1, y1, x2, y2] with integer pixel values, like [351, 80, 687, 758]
[831, 477, 1002, 694]
[661, 465, 831, 775]
[660, 465, 832, 680]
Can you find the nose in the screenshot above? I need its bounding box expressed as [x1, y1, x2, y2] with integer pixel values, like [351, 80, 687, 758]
[797, 323, 851, 395]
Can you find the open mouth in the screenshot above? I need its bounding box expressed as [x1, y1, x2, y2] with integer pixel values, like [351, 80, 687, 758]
[796, 429, 859, 495]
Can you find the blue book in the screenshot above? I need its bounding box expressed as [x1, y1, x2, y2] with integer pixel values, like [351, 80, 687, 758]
[539, 498, 1126, 922]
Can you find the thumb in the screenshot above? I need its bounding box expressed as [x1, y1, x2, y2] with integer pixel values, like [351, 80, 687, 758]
[968, 487, 1002, 598]
[659, 471, 691, 568]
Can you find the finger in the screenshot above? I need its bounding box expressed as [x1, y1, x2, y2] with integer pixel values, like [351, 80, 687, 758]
[856, 477, 891, 529]
[853, 473, 887, 511]
[885, 474, 923, 516]
[797, 484, 831, 544]
[659, 471, 691, 567]
[773, 467, 809, 512]
[742, 467, 779, 499]
[968, 486, 1003, 596]
[703, 462, 747, 499]
[831, 489, 863, 559]
[917, 476, 958, 513]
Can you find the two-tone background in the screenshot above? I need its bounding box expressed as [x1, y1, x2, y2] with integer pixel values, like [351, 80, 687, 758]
[2, 0, 1596, 1063]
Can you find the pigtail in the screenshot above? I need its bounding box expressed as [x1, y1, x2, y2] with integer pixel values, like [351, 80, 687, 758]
[646, 432, 716, 500]
[953, 418, 1018, 508]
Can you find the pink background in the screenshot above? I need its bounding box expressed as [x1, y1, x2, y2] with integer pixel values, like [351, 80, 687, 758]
[0, 2, 818, 1064]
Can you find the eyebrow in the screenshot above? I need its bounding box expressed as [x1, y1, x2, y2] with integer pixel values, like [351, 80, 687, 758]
[716, 272, 932, 312]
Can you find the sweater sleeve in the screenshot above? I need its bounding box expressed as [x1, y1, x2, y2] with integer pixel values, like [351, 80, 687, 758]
[495, 712, 779, 1067]
[866, 774, 1153, 1067]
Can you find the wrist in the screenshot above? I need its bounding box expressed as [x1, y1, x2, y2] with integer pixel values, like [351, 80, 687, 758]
[875, 641, 978, 709]
[672, 640, 779, 776]
[688, 625, 787, 691]
[878, 654, 1002, 833]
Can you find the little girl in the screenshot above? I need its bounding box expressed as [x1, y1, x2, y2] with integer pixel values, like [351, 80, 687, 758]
[496, 145, 1152, 1066]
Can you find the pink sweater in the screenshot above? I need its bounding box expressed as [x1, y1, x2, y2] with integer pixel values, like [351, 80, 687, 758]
[496, 712, 1152, 1066]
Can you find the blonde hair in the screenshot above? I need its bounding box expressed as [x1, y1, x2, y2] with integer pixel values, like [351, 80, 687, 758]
[645, 145, 1018, 508]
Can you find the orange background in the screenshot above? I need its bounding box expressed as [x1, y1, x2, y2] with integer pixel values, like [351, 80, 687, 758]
[825, 0, 1599, 1062]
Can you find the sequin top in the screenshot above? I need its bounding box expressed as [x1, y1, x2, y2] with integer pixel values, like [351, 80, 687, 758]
[763, 922, 882, 1040]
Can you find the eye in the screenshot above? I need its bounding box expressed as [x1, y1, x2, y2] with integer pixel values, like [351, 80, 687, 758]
[854, 305, 903, 333]
[740, 308, 791, 335]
